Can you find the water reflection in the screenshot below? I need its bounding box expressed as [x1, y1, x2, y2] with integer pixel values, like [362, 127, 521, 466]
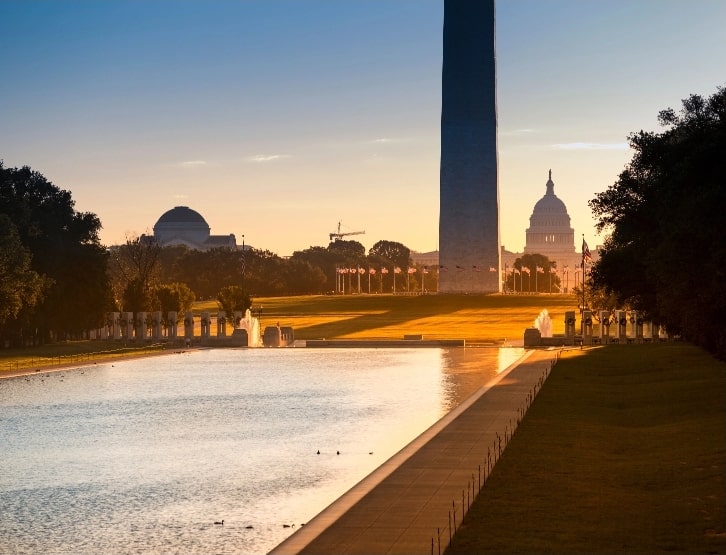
[0, 347, 523, 555]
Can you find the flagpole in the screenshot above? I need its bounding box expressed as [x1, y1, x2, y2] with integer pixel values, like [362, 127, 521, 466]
[581, 234, 586, 335]
[242, 236, 246, 299]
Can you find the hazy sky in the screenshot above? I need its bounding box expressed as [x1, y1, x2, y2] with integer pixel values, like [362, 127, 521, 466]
[1, 0, 724, 255]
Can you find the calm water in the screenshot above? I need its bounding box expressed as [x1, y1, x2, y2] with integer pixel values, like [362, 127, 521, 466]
[0, 347, 523, 555]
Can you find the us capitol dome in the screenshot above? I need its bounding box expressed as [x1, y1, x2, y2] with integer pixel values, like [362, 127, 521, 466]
[523, 169, 575, 256]
[144, 206, 237, 250]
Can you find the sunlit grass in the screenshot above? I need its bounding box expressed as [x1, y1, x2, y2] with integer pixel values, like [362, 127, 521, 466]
[237, 294, 576, 341]
[446, 343, 726, 554]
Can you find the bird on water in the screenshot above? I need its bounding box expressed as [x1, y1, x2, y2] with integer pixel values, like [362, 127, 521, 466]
[214, 520, 224, 525]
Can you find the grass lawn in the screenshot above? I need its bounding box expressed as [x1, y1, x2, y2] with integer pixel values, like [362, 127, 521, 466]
[446, 343, 726, 554]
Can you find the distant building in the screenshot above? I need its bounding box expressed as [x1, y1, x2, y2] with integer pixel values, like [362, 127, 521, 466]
[412, 170, 598, 292]
[143, 206, 237, 250]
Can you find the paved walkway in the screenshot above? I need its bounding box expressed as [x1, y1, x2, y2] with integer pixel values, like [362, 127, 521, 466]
[270, 348, 559, 555]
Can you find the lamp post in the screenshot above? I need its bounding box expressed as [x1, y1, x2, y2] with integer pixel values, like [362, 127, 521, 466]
[564, 265, 569, 293]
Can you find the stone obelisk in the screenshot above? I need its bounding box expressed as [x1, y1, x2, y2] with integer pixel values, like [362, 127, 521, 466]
[438, 0, 500, 293]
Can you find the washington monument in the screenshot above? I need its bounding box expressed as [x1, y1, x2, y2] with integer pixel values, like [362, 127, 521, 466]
[439, 0, 500, 293]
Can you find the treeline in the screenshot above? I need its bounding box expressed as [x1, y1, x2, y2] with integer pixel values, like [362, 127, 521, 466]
[589, 86, 726, 359]
[0, 160, 423, 346]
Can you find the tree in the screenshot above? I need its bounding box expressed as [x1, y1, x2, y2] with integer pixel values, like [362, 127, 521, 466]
[290, 246, 335, 291]
[589, 86, 726, 358]
[0, 162, 111, 343]
[0, 215, 49, 331]
[217, 285, 252, 319]
[110, 235, 162, 311]
[155, 282, 196, 320]
[368, 240, 411, 293]
[368, 240, 410, 269]
[507, 253, 560, 293]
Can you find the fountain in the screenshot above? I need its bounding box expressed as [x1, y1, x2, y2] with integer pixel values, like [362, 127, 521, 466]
[533, 309, 553, 338]
[235, 309, 261, 347]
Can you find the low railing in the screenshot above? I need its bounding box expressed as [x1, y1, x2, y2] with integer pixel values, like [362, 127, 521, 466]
[430, 352, 560, 555]
[2, 343, 168, 374]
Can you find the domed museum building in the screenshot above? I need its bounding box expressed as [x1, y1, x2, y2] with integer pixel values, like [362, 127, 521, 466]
[145, 206, 237, 250]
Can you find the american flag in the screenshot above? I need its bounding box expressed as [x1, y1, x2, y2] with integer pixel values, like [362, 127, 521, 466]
[583, 239, 592, 263]
[381, 267, 389, 274]
[489, 267, 497, 272]
[394, 267, 402, 274]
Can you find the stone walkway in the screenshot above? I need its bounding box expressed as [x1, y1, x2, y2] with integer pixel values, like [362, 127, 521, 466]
[270, 348, 559, 555]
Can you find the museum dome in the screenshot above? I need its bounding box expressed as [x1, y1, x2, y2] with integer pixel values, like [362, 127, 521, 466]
[153, 206, 211, 247]
[155, 206, 209, 226]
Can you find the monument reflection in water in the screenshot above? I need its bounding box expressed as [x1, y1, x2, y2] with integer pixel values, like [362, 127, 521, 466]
[0, 347, 523, 555]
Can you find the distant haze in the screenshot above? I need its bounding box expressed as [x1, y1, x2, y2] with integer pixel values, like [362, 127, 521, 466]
[1, 0, 723, 254]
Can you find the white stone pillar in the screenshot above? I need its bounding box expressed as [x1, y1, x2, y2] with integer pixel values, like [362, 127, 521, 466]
[582, 310, 593, 345]
[599, 310, 610, 344]
[136, 312, 147, 340]
[151, 311, 162, 340]
[217, 312, 227, 337]
[168, 311, 178, 340]
[201, 312, 211, 339]
[184, 312, 194, 340]
[109, 312, 121, 340]
[564, 311, 576, 344]
[614, 310, 627, 342]
[123, 312, 134, 340]
[233, 311, 243, 329]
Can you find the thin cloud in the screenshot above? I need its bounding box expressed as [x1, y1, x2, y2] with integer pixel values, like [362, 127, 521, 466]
[551, 142, 629, 150]
[247, 154, 291, 163]
[367, 137, 408, 144]
[179, 160, 208, 167]
[501, 128, 537, 136]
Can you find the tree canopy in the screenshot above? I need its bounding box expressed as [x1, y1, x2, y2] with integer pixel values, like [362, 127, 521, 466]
[589, 86, 726, 358]
[0, 162, 112, 345]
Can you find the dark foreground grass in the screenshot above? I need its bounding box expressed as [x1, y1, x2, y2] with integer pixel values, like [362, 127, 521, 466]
[447, 343, 726, 554]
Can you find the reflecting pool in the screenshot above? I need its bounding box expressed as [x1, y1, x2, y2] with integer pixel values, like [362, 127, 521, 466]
[0, 347, 524, 554]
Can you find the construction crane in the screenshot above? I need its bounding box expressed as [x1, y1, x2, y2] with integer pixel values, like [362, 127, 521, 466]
[329, 221, 365, 242]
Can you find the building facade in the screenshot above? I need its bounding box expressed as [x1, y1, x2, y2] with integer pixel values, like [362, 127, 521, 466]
[143, 206, 237, 250]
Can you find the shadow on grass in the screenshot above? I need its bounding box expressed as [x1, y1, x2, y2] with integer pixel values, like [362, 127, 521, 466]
[266, 294, 575, 338]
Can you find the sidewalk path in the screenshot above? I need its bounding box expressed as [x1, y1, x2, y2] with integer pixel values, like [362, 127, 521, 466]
[270, 348, 559, 555]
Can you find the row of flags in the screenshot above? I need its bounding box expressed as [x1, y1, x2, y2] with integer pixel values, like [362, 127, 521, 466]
[336, 265, 500, 275]
[337, 267, 427, 275]
[337, 264, 578, 275]
[337, 241, 596, 277]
